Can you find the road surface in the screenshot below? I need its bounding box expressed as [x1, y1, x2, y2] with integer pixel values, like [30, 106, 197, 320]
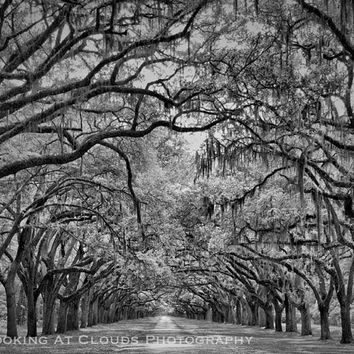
[1, 316, 354, 353]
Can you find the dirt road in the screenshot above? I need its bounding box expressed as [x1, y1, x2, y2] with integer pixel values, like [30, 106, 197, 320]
[1, 316, 354, 353]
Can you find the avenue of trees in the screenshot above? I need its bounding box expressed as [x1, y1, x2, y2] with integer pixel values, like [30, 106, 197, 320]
[0, 0, 354, 346]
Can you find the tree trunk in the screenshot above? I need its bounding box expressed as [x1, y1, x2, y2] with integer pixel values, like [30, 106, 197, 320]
[248, 301, 258, 326]
[16, 285, 26, 326]
[319, 304, 331, 340]
[285, 295, 297, 332]
[226, 305, 235, 323]
[109, 303, 116, 323]
[273, 298, 283, 332]
[92, 299, 98, 325]
[80, 294, 89, 328]
[298, 302, 312, 336]
[102, 307, 109, 323]
[5, 280, 18, 338]
[99, 302, 105, 322]
[258, 307, 266, 327]
[4, 220, 29, 338]
[88, 298, 99, 326]
[264, 304, 275, 330]
[213, 307, 224, 323]
[241, 299, 249, 325]
[56, 299, 68, 333]
[122, 307, 128, 320]
[235, 300, 242, 324]
[66, 298, 80, 331]
[206, 306, 213, 321]
[339, 301, 353, 344]
[42, 292, 56, 335]
[88, 299, 94, 326]
[26, 285, 38, 337]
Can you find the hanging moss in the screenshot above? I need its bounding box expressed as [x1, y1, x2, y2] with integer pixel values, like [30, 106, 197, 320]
[231, 202, 236, 221]
[297, 151, 306, 225]
[254, 105, 260, 123]
[254, 0, 259, 16]
[156, 0, 162, 28]
[312, 190, 323, 249]
[324, 0, 329, 12]
[187, 32, 191, 60]
[315, 100, 322, 121]
[233, 0, 238, 18]
[201, 157, 205, 178]
[222, 153, 226, 176]
[220, 202, 225, 218]
[318, 36, 323, 64]
[216, 139, 221, 158]
[195, 151, 200, 170]
[341, 0, 348, 34]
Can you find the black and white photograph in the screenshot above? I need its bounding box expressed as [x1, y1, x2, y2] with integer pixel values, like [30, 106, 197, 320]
[0, 0, 353, 353]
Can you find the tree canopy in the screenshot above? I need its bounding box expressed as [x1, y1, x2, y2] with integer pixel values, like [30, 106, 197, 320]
[1, 0, 354, 346]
